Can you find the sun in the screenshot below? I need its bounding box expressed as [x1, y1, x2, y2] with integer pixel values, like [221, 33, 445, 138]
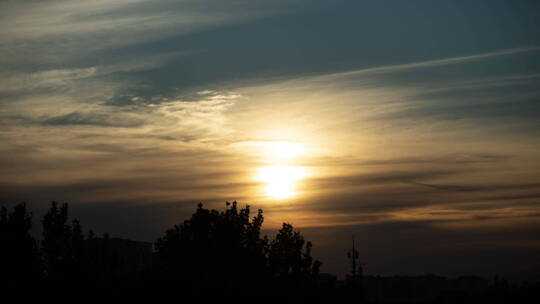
[249, 140, 310, 199]
[256, 166, 308, 199]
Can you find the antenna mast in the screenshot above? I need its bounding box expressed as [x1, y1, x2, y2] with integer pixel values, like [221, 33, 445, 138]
[347, 235, 359, 282]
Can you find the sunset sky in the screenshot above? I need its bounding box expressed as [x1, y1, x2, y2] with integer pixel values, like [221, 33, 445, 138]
[1, 0, 540, 279]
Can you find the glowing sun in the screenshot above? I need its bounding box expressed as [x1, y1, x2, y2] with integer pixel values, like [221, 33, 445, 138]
[253, 141, 309, 199]
[257, 166, 308, 199]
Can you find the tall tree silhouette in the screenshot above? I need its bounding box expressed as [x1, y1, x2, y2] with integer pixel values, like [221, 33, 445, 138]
[269, 223, 321, 288]
[0, 203, 42, 287]
[41, 201, 84, 281]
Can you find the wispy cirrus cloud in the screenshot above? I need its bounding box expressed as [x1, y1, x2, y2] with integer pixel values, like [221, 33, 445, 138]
[323, 46, 540, 79]
[1, 27, 539, 240]
[0, 0, 296, 66]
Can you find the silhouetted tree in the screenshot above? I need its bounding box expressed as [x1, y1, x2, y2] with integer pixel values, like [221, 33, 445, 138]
[41, 201, 84, 281]
[0, 203, 42, 287]
[268, 223, 321, 289]
[155, 202, 270, 292]
[155, 201, 321, 296]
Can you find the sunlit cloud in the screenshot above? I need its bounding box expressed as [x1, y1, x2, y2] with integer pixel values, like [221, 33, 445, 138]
[2, 45, 539, 217]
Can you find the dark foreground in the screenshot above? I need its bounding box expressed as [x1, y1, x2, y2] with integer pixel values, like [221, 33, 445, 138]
[2, 201, 539, 303]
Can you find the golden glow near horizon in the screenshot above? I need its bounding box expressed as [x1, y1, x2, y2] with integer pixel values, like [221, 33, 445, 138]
[254, 141, 309, 200]
[262, 141, 305, 159]
[257, 165, 308, 199]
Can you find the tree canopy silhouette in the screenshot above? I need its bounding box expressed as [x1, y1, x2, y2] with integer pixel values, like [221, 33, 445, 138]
[154, 201, 321, 294]
[0, 203, 42, 287]
[41, 201, 85, 281]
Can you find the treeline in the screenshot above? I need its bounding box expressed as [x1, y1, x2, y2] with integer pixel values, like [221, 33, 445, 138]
[1, 202, 115, 288]
[1, 201, 330, 300]
[3, 201, 539, 303]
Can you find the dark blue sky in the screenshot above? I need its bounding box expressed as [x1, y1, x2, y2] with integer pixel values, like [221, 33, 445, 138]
[102, 0, 540, 100]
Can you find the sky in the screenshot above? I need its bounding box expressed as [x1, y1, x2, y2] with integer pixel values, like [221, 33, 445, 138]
[1, 0, 540, 280]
